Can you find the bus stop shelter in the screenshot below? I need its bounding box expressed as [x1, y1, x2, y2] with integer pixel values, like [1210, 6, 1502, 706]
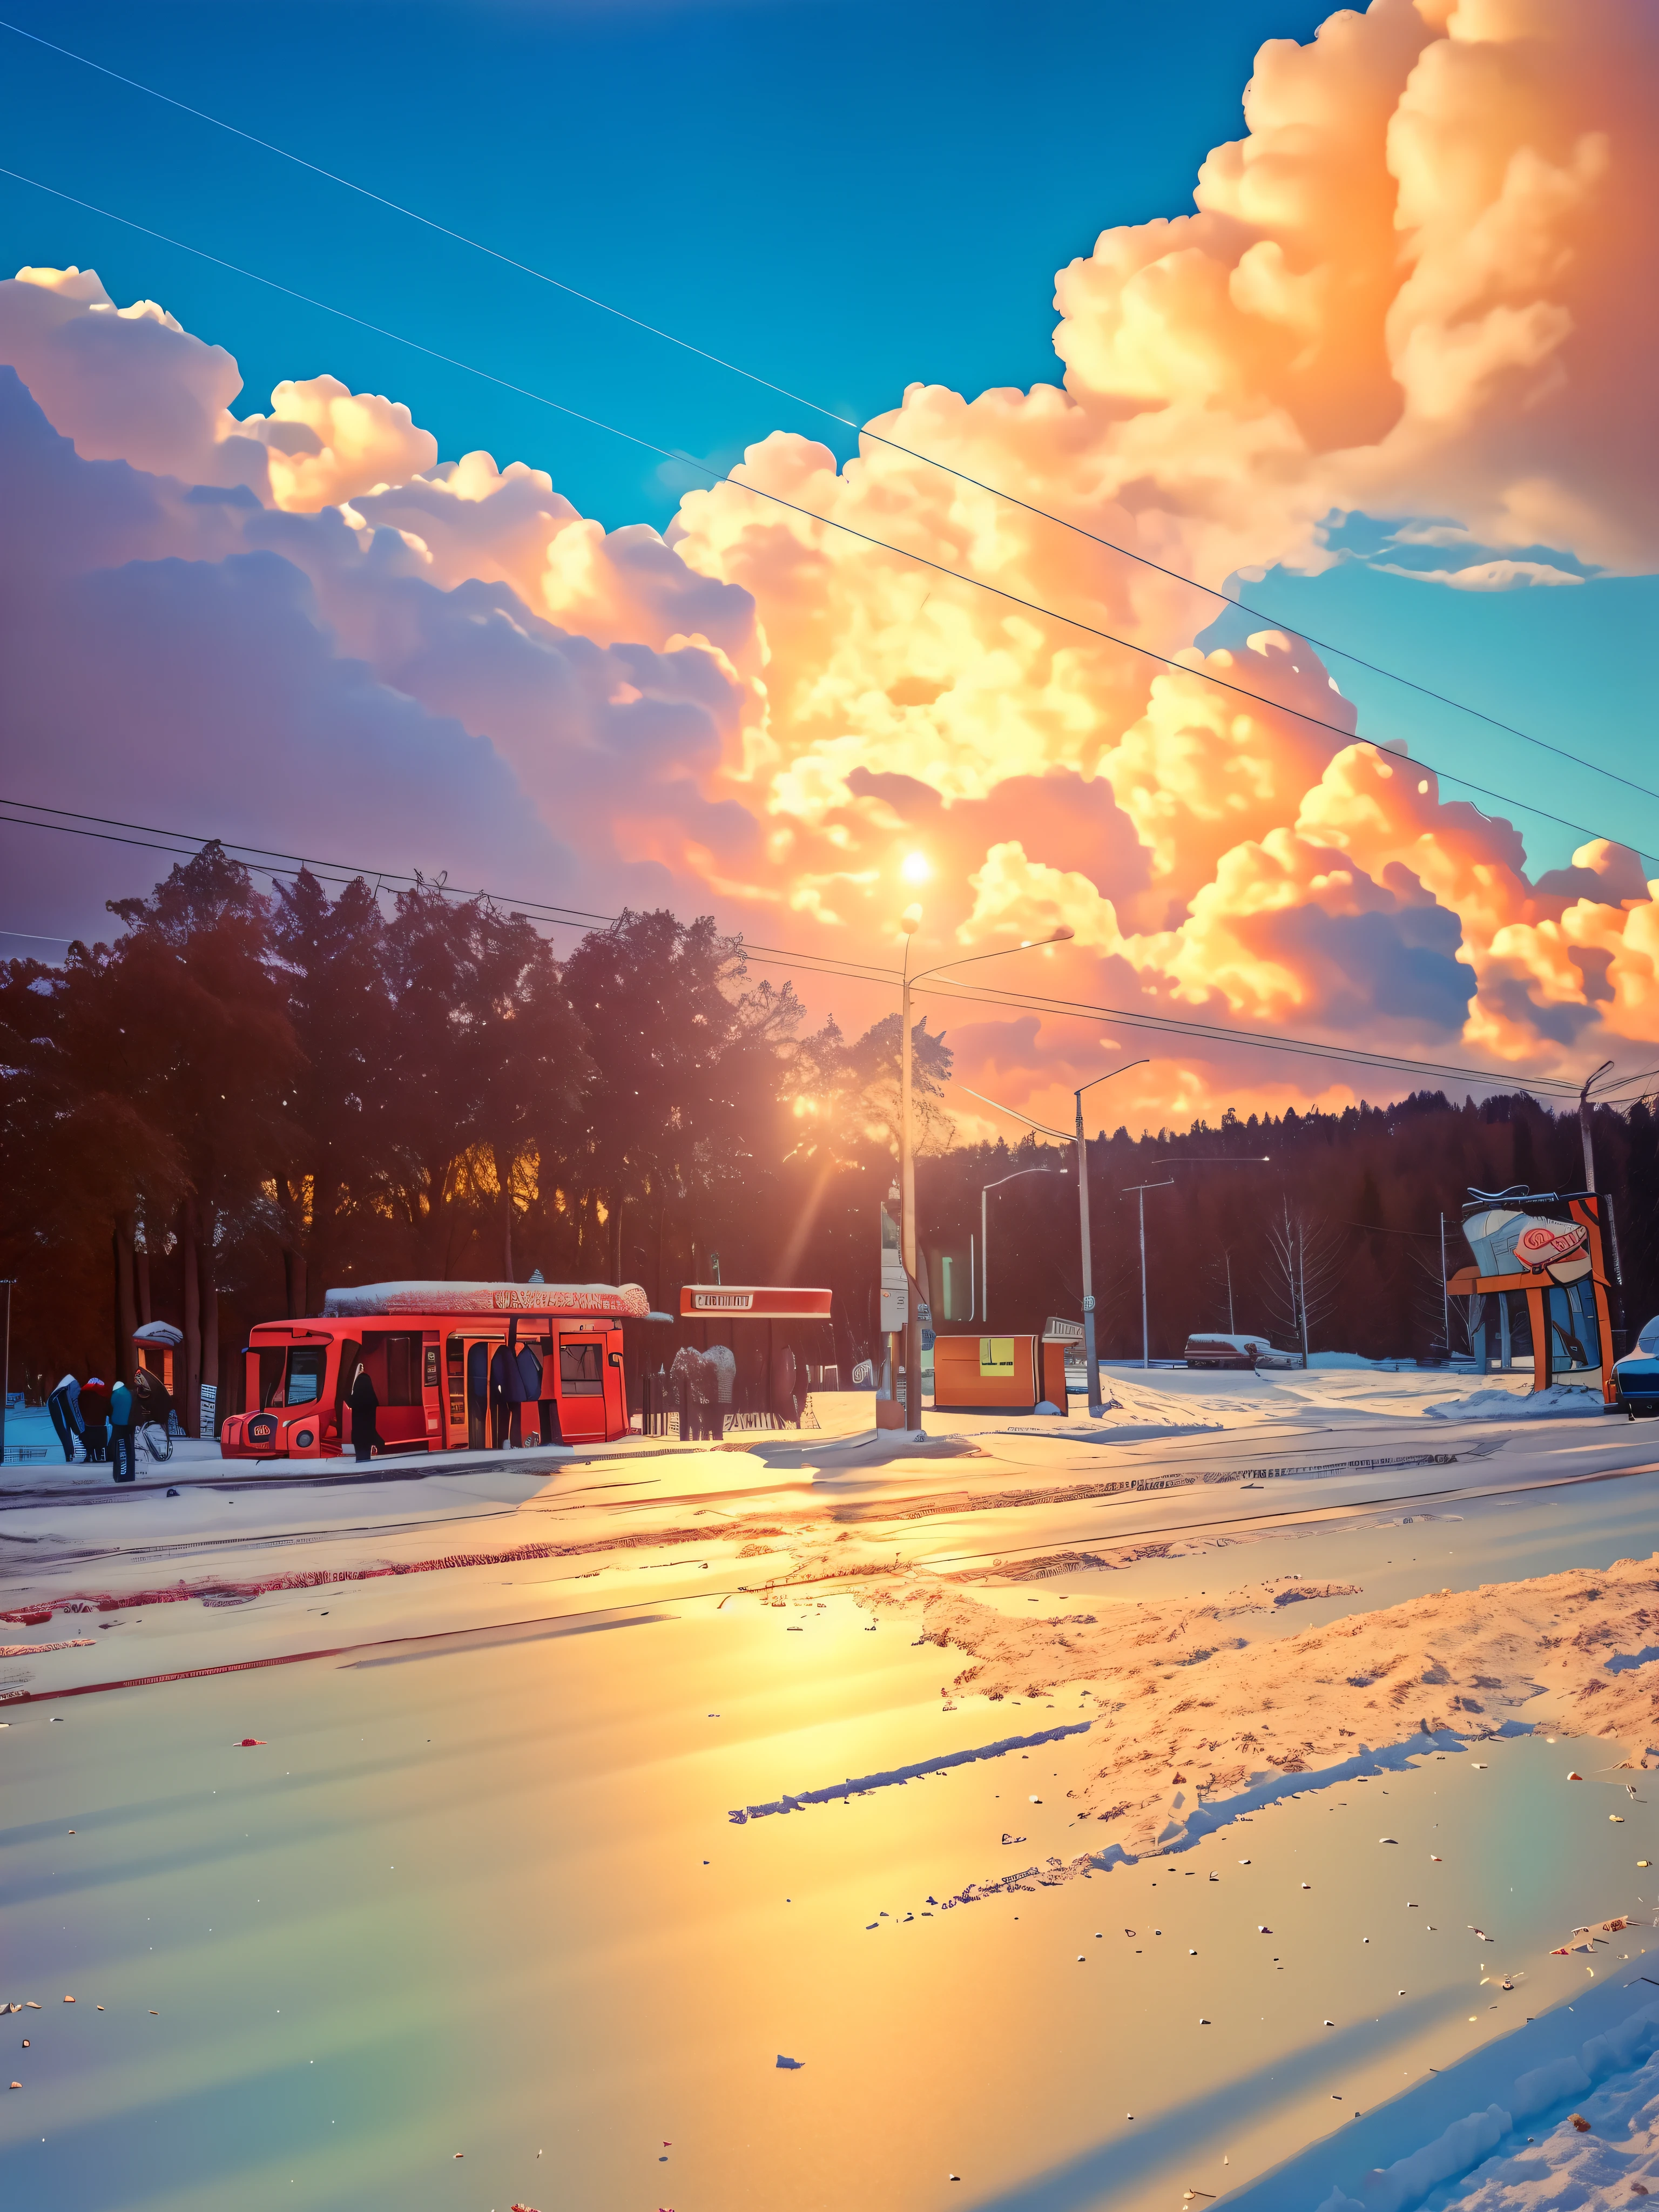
[654, 1284, 834, 1432]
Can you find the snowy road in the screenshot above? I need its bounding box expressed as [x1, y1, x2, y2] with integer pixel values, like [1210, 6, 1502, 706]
[6, 1372, 1659, 2210]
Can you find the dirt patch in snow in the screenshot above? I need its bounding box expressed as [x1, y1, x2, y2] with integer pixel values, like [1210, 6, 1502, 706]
[846, 1552, 1659, 1856]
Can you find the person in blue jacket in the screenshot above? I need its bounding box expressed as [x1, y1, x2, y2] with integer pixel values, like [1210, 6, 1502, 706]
[109, 1377, 135, 1482]
[48, 1373, 83, 1462]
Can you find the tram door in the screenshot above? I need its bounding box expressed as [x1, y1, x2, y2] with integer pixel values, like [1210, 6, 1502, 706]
[557, 1331, 607, 1442]
[446, 1332, 498, 1449]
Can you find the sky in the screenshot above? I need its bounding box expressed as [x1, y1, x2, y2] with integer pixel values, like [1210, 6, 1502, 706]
[2, 0, 1656, 1136]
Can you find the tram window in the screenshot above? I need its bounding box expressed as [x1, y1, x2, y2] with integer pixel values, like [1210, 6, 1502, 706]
[259, 1347, 286, 1408]
[335, 1340, 361, 1408]
[559, 1339, 604, 1395]
[286, 1347, 327, 1405]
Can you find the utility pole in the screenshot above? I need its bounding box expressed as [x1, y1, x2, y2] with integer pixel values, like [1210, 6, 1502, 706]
[963, 1062, 1147, 1414]
[1580, 1060, 1613, 1191]
[1439, 1212, 1449, 1357]
[0, 1279, 11, 1466]
[1124, 1181, 1175, 1368]
[896, 916, 1073, 1435]
[1224, 1250, 1236, 1334]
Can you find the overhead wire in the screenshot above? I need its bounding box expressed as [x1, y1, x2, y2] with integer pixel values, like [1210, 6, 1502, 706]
[2, 161, 1654, 870]
[4, 16, 1655, 815]
[0, 799, 902, 986]
[0, 798, 1599, 1101]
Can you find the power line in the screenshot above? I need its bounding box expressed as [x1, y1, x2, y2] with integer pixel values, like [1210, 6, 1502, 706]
[5, 16, 1653, 817]
[0, 799, 1604, 1101]
[0, 798, 902, 986]
[911, 976, 1587, 1101]
[2, 166, 1656, 867]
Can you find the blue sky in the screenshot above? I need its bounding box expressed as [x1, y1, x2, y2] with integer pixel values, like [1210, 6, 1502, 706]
[2, 0, 1653, 875]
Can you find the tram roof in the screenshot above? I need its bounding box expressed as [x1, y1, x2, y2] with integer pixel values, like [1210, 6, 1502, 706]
[322, 1280, 651, 1320]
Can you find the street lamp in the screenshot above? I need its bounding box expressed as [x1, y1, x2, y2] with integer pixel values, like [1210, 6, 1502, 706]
[1122, 1180, 1175, 1371]
[979, 1163, 1071, 1327]
[960, 1060, 1151, 1415]
[1122, 1158, 1270, 1368]
[896, 914, 1074, 1433]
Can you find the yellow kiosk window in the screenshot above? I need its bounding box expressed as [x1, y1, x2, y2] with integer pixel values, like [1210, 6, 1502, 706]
[979, 1337, 1016, 1377]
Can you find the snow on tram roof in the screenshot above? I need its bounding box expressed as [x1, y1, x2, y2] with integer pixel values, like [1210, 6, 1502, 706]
[322, 1280, 651, 1319]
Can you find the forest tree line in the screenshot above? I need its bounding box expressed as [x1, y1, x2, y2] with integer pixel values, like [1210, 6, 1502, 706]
[4, 844, 1656, 1427]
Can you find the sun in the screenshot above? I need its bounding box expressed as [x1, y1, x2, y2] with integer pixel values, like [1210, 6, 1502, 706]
[900, 851, 930, 885]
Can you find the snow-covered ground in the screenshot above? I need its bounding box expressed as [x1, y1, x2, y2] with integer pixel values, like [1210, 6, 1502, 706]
[4, 1369, 1659, 2209]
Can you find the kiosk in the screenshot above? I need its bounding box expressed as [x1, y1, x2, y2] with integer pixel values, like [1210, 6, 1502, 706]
[932, 1327, 1071, 1414]
[1445, 1191, 1617, 1404]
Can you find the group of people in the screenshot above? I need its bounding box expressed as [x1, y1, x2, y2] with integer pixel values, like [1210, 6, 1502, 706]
[665, 1340, 803, 1440]
[466, 1338, 562, 1450]
[340, 1337, 561, 1465]
[46, 1370, 147, 1482]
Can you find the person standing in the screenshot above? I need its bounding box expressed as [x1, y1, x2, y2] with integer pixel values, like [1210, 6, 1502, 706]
[489, 1341, 514, 1447]
[79, 1375, 111, 1462]
[109, 1376, 135, 1483]
[348, 1361, 387, 1464]
[47, 1373, 83, 1462]
[466, 1340, 489, 1449]
[515, 1338, 547, 1446]
[771, 1341, 800, 1429]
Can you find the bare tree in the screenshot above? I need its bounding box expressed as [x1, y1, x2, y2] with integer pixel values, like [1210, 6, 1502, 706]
[1261, 1201, 1340, 1361]
[1408, 1237, 1482, 1357]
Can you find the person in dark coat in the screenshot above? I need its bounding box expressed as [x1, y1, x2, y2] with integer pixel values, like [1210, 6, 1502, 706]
[489, 1342, 514, 1448]
[348, 1362, 387, 1462]
[79, 1376, 111, 1462]
[771, 1342, 800, 1429]
[466, 1340, 489, 1449]
[48, 1374, 83, 1462]
[516, 1339, 557, 1446]
[109, 1377, 135, 1483]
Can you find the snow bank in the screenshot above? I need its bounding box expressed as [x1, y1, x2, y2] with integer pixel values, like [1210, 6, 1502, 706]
[1316, 2103, 1513, 2211]
[1428, 1385, 1612, 1422]
[1313, 2002, 1659, 2210]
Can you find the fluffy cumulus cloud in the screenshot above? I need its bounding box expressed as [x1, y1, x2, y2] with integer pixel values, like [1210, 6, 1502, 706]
[2, 0, 1655, 1132]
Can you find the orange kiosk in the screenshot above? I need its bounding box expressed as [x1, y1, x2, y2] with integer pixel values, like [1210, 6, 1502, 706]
[132, 1320, 181, 1398]
[932, 1326, 1071, 1414]
[1446, 1192, 1618, 1404]
[220, 1280, 648, 1461]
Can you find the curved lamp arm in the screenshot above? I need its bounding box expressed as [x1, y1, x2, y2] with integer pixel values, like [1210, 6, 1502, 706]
[908, 925, 1074, 989]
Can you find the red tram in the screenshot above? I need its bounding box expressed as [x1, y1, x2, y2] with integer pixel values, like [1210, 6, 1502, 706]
[219, 1280, 650, 1461]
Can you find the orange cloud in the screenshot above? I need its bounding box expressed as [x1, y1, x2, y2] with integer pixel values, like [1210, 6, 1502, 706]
[3, 0, 1654, 1127]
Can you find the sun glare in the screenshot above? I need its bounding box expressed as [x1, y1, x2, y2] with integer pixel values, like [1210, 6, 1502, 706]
[900, 851, 930, 884]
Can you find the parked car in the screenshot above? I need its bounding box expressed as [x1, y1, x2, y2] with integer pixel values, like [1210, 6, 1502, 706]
[1183, 1332, 1273, 1369]
[1614, 1314, 1659, 1419]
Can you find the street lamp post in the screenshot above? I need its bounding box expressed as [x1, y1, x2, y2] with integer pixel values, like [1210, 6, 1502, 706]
[980, 1163, 1070, 1325]
[1122, 1181, 1175, 1369]
[962, 1060, 1150, 1415]
[1073, 1064, 1149, 1414]
[896, 917, 1074, 1434]
[1122, 1158, 1271, 1368]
